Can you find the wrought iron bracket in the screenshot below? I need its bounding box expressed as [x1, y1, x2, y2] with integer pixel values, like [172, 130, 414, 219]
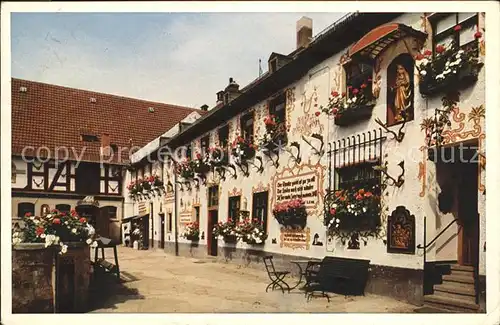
[302, 133, 324, 157]
[374, 160, 405, 188]
[285, 141, 302, 164]
[193, 178, 200, 189]
[215, 166, 226, 181]
[248, 156, 264, 174]
[262, 148, 280, 168]
[235, 160, 250, 177]
[374, 117, 406, 142]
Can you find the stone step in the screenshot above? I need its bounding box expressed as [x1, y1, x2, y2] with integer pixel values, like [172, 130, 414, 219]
[450, 269, 474, 277]
[432, 288, 476, 302]
[414, 305, 458, 313]
[450, 264, 474, 272]
[442, 274, 475, 284]
[434, 283, 476, 297]
[424, 294, 479, 312]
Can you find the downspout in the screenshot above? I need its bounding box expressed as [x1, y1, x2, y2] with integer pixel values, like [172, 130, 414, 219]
[174, 166, 179, 256]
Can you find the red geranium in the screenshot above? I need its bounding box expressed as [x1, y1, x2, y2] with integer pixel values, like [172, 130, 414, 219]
[331, 108, 338, 115]
[331, 91, 339, 97]
[341, 92, 346, 97]
[352, 88, 359, 95]
[53, 218, 61, 224]
[436, 45, 446, 54]
[315, 111, 321, 116]
[415, 53, 424, 60]
[25, 212, 32, 217]
[329, 208, 336, 215]
[79, 217, 87, 223]
[360, 83, 367, 89]
[36, 227, 45, 236]
[474, 31, 482, 39]
[453, 25, 462, 31]
[424, 49, 432, 56]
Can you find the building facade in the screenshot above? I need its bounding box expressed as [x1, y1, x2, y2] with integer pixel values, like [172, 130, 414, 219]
[125, 13, 486, 310]
[11, 79, 202, 243]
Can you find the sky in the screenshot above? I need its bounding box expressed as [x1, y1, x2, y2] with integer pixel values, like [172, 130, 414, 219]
[11, 12, 346, 109]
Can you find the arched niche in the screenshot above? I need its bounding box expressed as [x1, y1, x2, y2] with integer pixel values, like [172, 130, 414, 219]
[386, 53, 415, 126]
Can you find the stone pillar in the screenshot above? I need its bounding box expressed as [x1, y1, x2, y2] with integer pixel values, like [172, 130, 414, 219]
[12, 243, 55, 313]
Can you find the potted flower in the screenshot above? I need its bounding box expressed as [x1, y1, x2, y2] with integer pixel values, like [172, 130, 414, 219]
[127, 180, 139, 198]
[236, 216, 267, 245]
[258, 114, 288, 152]
[272, 198, 307, 229]
[213, 219, 238, 243]
[182, 221, 200, 241]
[192, 152, 211, 175]
[176, 159, 195, 180]
[231, 135, 256, 161]
[416, 32, 483, 96]
[318, 84, 375, 126]
[324, 186, 381, 235]
[12, 210, 98, 254]
[208, 146, 229, 167]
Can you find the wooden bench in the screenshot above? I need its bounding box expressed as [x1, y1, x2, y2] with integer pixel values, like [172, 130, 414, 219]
[304, 256, 370, 301]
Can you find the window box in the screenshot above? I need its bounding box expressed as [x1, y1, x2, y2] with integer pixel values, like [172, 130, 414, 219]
[334, 103, 375, 126]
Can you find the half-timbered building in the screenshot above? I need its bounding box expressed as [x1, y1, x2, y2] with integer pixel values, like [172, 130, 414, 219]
[11, 78, 203, 242]
[125, 12, 487, 311]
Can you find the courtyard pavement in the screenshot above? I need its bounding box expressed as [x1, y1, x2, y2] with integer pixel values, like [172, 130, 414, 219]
[89, 246, 416, 313]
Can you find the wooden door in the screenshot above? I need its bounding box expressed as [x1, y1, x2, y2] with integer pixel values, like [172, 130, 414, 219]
[160, 214, 165, 249]
[207, 210, 218, 256]
[97, 207, 110, 238]
[457, 158, 479, 266]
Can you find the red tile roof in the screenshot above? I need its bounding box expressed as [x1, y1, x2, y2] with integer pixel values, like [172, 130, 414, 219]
[11, 78, 204, 164]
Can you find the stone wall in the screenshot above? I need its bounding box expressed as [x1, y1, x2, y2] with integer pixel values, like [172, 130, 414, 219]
[12, 243, 91, 313]
[12, 244, 55, 313]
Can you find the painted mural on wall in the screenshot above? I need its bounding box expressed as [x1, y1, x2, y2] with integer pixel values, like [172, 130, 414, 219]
[387, 206, 415, 254]
[271, 163, 325, 218]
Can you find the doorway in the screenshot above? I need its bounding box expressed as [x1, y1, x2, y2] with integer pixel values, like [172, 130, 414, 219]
[160, 213, 165, 249]
[207, 210, 218, 256]
[456, 153, 479, 266]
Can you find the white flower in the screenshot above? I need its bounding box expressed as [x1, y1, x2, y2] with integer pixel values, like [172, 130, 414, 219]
[343, 103, 348, 109]
[352, 97, 357, 103]
[71, 228, 77, 234]
[40, 233, 46, 239]
[354, 212, 358, 216]
[332, 203, 338, 208]
[445, 61, 450, 67]
[12, 237, 22, 245]
[335, 224, 339, 228]
[336, 218, 340, 223]
[458, 49, 464, 55]
[420, 58, 429, 66]
[347, 99, 352, 104]
[60, 245, 68, 254]
[46, 214, 52, 219]
[362, 207, 367, 213]
[64, 221, 69, 225]
[218, 235, 223, 240]
[86, 238, 92, 245]
[91, 241, 98, 248]
[420, 70, 427, 76]
[33, 219, 39, 225]
[87, 225, 95, 235]
[329, 219, 334, 225]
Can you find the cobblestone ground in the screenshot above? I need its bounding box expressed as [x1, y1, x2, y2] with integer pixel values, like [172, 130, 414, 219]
[89, 246, 416, 313]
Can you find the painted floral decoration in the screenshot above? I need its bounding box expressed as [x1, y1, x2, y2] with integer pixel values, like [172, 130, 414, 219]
[324, 186, 381, 234]
[272, 198, 307, 229]
[181, 221, 200, 241]
[12, 210, 98, 254]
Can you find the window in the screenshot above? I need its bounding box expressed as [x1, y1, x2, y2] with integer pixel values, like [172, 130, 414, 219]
[345, 62, 373, 100]
[335, 161, 381, 192]
[17, 202, 34, 218]
[167, 213, 173, 232]
[200, 135, 210, 156]
[252, 191, 269, 232]
[228, 196, 241, 222]
[218, 125, 229, 149]
[240, 113, 254, 142]
[194, 206, 200, 224]
[102, 206, 117, 219]
[81, 134, 99, 142]
[185, 143, 192, 161]
[40, 204, 50, 216]
[55, 204, 71, 215]
[432, 13, 478, 52]
[208, 185, 219, 207]
[75, 162, 100, 194]
[269, 93, 286, 125]
[11, 162, 16, 183]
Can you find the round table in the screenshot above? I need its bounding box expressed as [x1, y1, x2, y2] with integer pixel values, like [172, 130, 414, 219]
[289, 259, 320, 290]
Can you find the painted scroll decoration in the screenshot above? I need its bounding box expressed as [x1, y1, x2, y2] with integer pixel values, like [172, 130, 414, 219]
[280, 227, 311, 250]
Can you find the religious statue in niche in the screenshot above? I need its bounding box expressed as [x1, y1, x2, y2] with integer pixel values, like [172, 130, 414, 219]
[312, 233, 323, 246]
[387, 206, 415, 254]
[387, 54, 414, 125]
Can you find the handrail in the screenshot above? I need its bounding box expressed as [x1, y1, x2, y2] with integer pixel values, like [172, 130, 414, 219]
[417, 218, 458, 250]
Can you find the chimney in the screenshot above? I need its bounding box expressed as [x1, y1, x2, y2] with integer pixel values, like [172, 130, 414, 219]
[224, 77, 241, 104]
[296, 17, 313, 49]
[100, 133, 111, 157]
[200, 104, 209, 111]
[216, 91, 224, 105]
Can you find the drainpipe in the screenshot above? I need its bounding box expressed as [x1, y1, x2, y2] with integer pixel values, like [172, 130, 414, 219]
[174, 168, 179, 256]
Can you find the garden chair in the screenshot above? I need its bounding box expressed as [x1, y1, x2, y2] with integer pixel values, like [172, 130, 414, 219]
[262, 256, 291, 294]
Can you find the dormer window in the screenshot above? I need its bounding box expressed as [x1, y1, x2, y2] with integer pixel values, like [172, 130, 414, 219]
[269, 59, 278, 73]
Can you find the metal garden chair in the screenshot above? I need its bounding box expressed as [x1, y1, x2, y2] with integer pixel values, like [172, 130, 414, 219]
[262, 256, 291, 294]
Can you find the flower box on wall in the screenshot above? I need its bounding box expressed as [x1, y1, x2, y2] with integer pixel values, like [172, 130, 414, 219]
[334, 104, 375, 126]
[419, 61, 480, 97]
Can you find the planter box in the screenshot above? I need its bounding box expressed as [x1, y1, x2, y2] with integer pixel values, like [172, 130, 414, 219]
[334, 104, 375, 126]
[222, 235, 238, 244]
[419, 62, 480, 97]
